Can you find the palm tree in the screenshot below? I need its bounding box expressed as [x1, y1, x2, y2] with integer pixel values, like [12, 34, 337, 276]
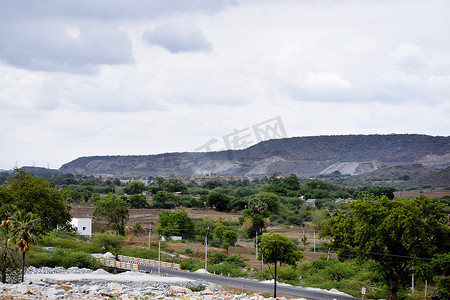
[0, 204, 17, 283]
[10, 211, 40, 282]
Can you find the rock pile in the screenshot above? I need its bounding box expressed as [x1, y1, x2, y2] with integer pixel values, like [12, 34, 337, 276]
[0, 267, 306, 299]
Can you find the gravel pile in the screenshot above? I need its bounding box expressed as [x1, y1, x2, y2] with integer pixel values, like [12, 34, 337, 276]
[0, 266, 301, 299]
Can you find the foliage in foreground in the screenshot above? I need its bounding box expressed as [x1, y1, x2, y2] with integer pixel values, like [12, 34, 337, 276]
[322, 194, 450, 300]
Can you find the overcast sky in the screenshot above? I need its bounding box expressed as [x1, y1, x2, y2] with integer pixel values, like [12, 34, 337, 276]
[1, 0, 449, 170]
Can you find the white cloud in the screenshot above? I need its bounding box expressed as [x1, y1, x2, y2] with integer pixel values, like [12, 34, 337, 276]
[0, 0, 449, 169]
[143, 21, 212, 53]
[390, 44, 428, 72]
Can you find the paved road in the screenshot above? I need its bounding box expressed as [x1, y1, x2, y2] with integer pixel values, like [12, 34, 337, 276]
[139, 265, 357, 300]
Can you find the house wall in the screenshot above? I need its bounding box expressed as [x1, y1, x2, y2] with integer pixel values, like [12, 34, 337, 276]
[70, 218, 92, 237]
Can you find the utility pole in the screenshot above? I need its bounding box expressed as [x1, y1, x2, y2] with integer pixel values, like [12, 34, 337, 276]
[313, 230, 316, 253]
[148, 224, 151, 249]
[261, 252, 264, 273]
[255, 231, 258, 259]
[274, 240, 278, 299]
[158, 235, 161, 275]
[205, 227, 209, 272]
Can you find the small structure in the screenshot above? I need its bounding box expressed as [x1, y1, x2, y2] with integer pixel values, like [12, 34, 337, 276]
[303, 199, 316, 207]
[70, 218, 92, 238]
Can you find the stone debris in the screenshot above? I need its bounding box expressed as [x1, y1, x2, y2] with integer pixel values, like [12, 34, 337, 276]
[0, 266, 313, 299]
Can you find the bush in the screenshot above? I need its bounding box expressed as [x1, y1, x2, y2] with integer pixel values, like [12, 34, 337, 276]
[276, 265, 300, 281]
[132, 223, 145, 235]
[322, 263, 356, 281]
[91, 233, 125, 254]
[29, 247, 102, 270]
[183, 247, 193, 255]
[311, 258, 340, 270]
[180, 258, 203, 272]
[0, 244, 22, 283]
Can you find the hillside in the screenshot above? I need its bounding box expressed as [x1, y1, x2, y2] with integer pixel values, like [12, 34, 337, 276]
[59, 134, 450, 178]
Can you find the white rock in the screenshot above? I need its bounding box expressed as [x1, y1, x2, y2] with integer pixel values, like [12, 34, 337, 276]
[170, 285, 193, 294]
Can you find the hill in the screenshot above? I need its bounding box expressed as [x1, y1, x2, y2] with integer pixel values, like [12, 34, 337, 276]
[59, 134, 450, 178]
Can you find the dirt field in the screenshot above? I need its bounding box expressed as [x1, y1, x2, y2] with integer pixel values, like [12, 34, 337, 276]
[70, 205, 330, 269]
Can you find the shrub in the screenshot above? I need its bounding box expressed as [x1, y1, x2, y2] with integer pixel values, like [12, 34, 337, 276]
[207, 262, 247, 277]
[183, 247, 193, 254]
[91, 233, 125, 254]
[132, 223, 145, 235]
[277, 265, 300, 281]
[322, 263, 356, 281]
[29, 247, 102, 270]
[311, 258, 340, 270]
[180, 258, 203, 272]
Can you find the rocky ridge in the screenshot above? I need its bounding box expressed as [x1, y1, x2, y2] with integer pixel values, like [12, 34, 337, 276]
[58, 134, 450, 177]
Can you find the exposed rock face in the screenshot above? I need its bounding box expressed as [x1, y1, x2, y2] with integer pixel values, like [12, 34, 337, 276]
[59, 134, 450, 177]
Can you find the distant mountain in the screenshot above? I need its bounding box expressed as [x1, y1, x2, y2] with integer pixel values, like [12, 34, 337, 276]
[59, 134, 450, 178]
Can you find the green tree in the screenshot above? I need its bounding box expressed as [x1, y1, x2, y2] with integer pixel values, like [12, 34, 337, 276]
[3, 169, 70, 232]
[207, 190, 229, 212]
[152, 191, 176, 209]
[158, 178, 188, 193]
[322, 194, 450, 300]
[252, 192, 279, 214]
[221, 230, 237, 251]
[124, 180, 146, 195]
[157, 210, 195, 240]
[127, 194, 149, 208]
[93, 193, 129, 236]
[91, 233, 125, 255]
[10, 211, 41, 282]
[259, 232, 303, 266]
[282, 174, 300, 191]
[0, 204, 17, 283]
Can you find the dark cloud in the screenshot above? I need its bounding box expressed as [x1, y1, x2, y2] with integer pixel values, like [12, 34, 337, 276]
[142, 21, 212, 53]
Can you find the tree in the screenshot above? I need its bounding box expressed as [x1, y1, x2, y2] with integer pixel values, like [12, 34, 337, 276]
[91, 233, 125, 255]
[127, 194, 149, 208]
[321, 194, 450, 300]
[252, 192, 279, 214]
[124, 180, 146, 195]
[3, 169, 70, 232]
[221, 230, 237, 251]
[0, 204, 17, 283]
[282, 174, 300, 191]
[157, 178, 188, 193]
[152, 191, 176, 209]
[93, 193, 129, 236]
[157, 210, 195, 240]
[212, 226, 238, 250]
[10, 211, 41, 282]
[258, 232, 303, 266]
[207, 190, 229, 212]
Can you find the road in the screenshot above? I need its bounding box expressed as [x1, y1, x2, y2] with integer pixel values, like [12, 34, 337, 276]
[139, 265, 357, 300]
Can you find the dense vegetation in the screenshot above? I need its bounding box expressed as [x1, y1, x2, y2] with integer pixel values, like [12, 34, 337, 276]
[0, 169, 448, 299]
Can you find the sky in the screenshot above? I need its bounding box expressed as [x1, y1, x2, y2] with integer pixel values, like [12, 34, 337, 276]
[0, 0, 449, 170]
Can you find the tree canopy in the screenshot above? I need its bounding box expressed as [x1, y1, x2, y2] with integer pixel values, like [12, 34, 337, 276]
[1, 169, 70, 232]
[124, 180, 146, 195]
[157, 210, 195, 240]
[321, 194, 450, 300]
[93, 193, 129, 235]
[258, 231, 303, 266]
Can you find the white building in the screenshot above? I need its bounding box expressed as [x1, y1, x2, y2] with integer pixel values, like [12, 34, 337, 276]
[70, 218, 92, 238]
